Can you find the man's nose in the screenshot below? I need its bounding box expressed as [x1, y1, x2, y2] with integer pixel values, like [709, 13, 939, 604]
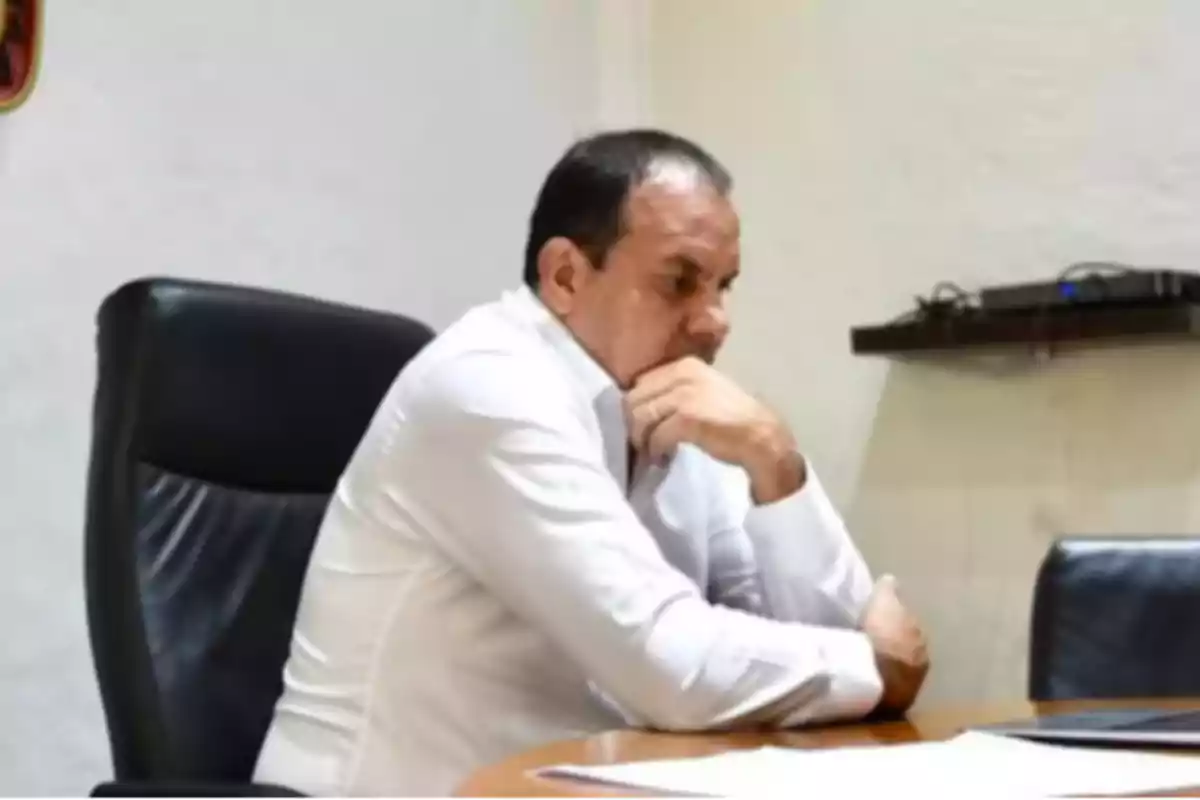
[687, 299, 730, 345]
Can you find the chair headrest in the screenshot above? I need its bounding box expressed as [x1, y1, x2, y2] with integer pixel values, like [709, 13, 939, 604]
[1029, 535, 1200, 700]
[96, 277, 435, 492]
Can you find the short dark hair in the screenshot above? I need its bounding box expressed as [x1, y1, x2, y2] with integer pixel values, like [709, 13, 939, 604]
[522, 129, 732, 289]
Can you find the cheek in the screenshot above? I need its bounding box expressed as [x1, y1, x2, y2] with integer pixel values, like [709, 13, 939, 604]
[617, 302, 684, 369]
[621, 290, 677, 342]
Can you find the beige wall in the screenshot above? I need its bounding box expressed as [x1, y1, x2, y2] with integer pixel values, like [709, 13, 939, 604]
[649, 0, 1200, 707]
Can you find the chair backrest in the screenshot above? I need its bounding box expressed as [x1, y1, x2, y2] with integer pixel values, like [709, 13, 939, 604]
[1029, 535, 1200, 701]
[84, 277, 435, 783]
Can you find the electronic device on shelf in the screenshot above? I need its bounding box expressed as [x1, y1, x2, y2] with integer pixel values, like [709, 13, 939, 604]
[849, 264, 1200, 356]
[979, 267, 1200, 315]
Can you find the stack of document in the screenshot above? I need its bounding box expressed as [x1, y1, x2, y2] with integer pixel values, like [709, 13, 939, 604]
[536, 731, 1200, 796]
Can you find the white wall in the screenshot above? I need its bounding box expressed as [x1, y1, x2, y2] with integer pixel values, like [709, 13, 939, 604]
[650, 0, 1200, 709]
[0, 0, 621, 792]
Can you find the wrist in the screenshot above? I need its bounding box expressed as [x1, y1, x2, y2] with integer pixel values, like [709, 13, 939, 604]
[744, 423, 807, 505]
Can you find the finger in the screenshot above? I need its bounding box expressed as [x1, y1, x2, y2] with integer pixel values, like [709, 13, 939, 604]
[627, 399, 656, 452]
[644, 408, 691, 464]
[628, 369, 696, 417]
[875, 574, 899, 597]
[627, 384, 691, 451]
[626, 365, 693, 412]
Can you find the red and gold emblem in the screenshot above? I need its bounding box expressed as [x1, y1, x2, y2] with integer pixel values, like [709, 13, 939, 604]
[0, 0, 42, 113]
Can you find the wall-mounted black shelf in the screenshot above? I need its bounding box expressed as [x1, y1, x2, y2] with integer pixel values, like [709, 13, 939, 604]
[851, 302, 1200, 356]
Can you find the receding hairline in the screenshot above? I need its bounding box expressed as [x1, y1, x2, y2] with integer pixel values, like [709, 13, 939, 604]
[614, 154, 734, 232]
[640, 155, 726, 195]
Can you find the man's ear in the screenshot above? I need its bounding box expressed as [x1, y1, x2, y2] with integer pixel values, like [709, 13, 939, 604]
[536, 237, 592, 315]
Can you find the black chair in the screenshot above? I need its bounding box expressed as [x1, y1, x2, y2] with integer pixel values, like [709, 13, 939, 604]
[84, 277, 435, 796]
[1028, 535, 1200, 701]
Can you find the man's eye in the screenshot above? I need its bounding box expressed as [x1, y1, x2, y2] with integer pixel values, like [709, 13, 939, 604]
[673, 275, 698, 296]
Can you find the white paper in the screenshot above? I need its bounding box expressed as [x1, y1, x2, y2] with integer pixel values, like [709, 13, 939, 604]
[535, 731, 1200, 797]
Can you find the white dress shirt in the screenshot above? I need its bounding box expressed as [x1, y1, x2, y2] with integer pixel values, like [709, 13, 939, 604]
[253, 286, 883, 796]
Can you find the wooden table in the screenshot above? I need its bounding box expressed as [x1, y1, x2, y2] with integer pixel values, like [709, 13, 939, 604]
[456, 699, 1200, 796]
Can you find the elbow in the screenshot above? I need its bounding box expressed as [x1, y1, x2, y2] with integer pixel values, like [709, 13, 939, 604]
[628, 668, 854, 733]
[631, 684, 749, 733]
[588, 680, 729, 733]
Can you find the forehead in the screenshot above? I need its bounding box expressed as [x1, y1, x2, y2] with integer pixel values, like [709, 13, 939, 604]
[622, 172, 740, 251]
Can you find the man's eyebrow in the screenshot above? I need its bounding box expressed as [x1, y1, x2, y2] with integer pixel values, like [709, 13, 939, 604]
[665, 255, 704, 274]
[665, 256, 740, 285]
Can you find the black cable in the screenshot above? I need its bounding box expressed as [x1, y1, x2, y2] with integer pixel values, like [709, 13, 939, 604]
[887, 280, 978, 325]
[929, 281, 973, 304]
[1057, 261, 1140, 282]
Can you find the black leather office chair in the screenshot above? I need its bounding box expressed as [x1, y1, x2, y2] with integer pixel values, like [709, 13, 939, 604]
[1028, 535, 1200, 701]
[84, 277, 435, 796]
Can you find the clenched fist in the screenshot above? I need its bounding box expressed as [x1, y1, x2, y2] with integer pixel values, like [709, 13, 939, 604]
[859, 575, 930, 714]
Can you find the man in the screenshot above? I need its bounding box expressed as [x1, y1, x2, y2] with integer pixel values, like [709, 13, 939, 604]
[254, 129, 929, 796]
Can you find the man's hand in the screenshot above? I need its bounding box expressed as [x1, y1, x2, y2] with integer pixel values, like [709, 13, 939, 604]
[859, 575, 930, 714]
[625, 357, 805, 504]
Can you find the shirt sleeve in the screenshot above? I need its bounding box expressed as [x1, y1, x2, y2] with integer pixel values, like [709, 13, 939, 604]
[402, 354, 882, 731]
[710, 462, 877, 629]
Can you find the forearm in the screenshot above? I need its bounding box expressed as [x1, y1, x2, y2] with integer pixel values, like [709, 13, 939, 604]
[742, 464, 875, 628]
[739, 419, 807, 505]
[585, 596, 883, 730]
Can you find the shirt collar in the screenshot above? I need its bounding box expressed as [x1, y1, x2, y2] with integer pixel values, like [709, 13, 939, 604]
[502, 285, 618, 404]
[502, 286, 632, 486]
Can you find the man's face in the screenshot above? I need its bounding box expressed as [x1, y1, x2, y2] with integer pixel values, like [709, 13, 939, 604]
[541, 168, 741, 388]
